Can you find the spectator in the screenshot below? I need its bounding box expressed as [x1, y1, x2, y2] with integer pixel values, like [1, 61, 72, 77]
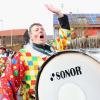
[0, 47, 9, 76]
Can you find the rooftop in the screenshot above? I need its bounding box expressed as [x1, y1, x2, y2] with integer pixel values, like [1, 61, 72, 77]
[53, 14, 100, 25]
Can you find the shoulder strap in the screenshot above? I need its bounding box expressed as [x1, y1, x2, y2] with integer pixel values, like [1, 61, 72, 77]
[32, 45, 52, 56]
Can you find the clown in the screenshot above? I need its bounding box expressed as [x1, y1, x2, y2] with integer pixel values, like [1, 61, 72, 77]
[0, 5, 76, 100]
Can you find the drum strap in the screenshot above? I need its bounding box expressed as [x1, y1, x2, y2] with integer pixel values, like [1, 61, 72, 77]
[32, 43, 53, 56]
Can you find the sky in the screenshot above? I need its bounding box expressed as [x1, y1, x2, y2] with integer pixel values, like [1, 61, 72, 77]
[0, 0, 100, 35]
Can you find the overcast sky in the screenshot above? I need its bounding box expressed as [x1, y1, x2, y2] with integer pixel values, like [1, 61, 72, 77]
[0, 0, 100, 34]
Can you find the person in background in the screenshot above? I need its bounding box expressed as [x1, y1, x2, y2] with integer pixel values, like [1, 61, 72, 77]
[6, 48, 16, 59]
[0, 47, 9, 77]
[0, 47, 7, 57]
[0, 5, 73, 100]
[0, 47, 16, 77]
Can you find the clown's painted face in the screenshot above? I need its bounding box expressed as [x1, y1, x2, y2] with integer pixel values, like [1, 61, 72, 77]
[30, 25, 46, 45]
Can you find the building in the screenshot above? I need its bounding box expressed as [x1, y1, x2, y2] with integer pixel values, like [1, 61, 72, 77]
[0, 29, 27, 50]
[53, 14, 100, 38]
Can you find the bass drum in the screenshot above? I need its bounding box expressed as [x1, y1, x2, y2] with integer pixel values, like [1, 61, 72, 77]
[36, 51, 100, 100]
[85, 49, 100, 62]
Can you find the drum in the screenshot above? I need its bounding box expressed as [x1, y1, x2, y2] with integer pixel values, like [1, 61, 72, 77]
[85, 48, 100, 62]
[36, 51, 100, 100]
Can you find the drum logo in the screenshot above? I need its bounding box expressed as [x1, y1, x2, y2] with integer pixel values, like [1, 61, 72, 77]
[50, 66, 82, 81]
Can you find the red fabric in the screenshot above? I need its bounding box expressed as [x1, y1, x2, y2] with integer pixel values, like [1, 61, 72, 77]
[0, 52, 25, 100]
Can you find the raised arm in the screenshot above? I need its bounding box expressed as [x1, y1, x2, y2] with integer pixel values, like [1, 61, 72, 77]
[45, 4, 70, 30]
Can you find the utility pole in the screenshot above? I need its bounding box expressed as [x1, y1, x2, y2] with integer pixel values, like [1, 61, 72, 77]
[0, 19, 3, 31]
[11, 29, 13, 47]
[60, 0, 64, 10]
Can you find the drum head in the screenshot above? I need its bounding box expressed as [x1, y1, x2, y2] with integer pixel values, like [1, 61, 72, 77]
[36, 51, 100, 100]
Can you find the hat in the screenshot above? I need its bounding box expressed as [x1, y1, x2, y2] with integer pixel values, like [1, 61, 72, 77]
[0, 46, 6, 51]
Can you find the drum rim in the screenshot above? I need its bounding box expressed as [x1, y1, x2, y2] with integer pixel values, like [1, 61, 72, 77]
[35, 50, 100, 100]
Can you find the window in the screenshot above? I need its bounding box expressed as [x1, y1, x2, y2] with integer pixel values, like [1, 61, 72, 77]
[77, 17, 88, 24]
